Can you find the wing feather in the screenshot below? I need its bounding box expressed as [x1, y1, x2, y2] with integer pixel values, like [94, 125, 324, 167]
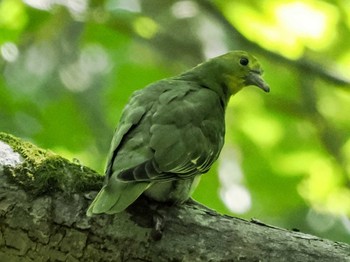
[144, 83, 225, 181]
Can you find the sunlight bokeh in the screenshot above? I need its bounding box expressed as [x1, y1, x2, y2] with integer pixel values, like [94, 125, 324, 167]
[224, 0, 338, 58]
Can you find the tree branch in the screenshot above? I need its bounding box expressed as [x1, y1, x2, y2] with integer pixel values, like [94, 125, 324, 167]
[0, 133, 349, 261]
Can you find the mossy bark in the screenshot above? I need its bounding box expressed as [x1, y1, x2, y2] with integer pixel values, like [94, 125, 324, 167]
[0, 133, 349, 262]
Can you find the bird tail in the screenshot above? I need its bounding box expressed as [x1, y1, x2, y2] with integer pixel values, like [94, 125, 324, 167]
[86, 180, 150, 216]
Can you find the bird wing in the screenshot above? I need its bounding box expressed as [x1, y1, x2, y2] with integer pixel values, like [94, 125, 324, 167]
[118, 80, 226, 182]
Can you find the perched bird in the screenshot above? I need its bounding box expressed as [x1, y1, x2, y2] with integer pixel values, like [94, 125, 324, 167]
[87, 50, 269, 216]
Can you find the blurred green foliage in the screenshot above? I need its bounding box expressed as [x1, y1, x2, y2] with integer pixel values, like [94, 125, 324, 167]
[1, 0, 350, 243]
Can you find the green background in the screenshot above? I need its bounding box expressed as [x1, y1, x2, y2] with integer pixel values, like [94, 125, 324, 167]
[1, 0, 350, 244]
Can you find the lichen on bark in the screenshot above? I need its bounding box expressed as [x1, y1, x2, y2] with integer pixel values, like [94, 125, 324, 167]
[0, 132, 103, 196]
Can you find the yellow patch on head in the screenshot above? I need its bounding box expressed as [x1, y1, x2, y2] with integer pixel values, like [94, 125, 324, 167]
[214, 51, 268, 95]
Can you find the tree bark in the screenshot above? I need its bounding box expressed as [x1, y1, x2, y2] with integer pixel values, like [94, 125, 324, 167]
[0, 133, 349, 262]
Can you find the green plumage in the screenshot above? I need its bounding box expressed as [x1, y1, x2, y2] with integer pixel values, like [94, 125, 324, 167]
[87, 51, 269, 216]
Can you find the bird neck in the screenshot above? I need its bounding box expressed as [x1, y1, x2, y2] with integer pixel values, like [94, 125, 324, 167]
[176, 63, 234, 109]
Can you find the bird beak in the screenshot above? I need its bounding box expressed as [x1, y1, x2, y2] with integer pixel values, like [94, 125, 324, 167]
[245, 70, 270, 93]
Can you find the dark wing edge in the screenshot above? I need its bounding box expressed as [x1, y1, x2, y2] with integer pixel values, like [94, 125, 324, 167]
[105, 93, 148, 177]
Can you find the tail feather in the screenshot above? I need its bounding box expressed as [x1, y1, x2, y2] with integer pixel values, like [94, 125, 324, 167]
[106, 182, 150, 214]
[86, 180, 150, 216]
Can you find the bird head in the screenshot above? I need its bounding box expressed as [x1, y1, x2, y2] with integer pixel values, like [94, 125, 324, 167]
[215, 50, 270, 95]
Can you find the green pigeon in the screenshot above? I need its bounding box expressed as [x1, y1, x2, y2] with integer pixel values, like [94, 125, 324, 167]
[87, 50, 269, 216]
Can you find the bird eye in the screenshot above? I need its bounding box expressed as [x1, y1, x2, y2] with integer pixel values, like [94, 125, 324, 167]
[240, 57, 249, 66]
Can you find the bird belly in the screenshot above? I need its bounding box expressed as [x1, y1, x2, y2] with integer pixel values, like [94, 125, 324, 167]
[144, 175, 201, 203]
